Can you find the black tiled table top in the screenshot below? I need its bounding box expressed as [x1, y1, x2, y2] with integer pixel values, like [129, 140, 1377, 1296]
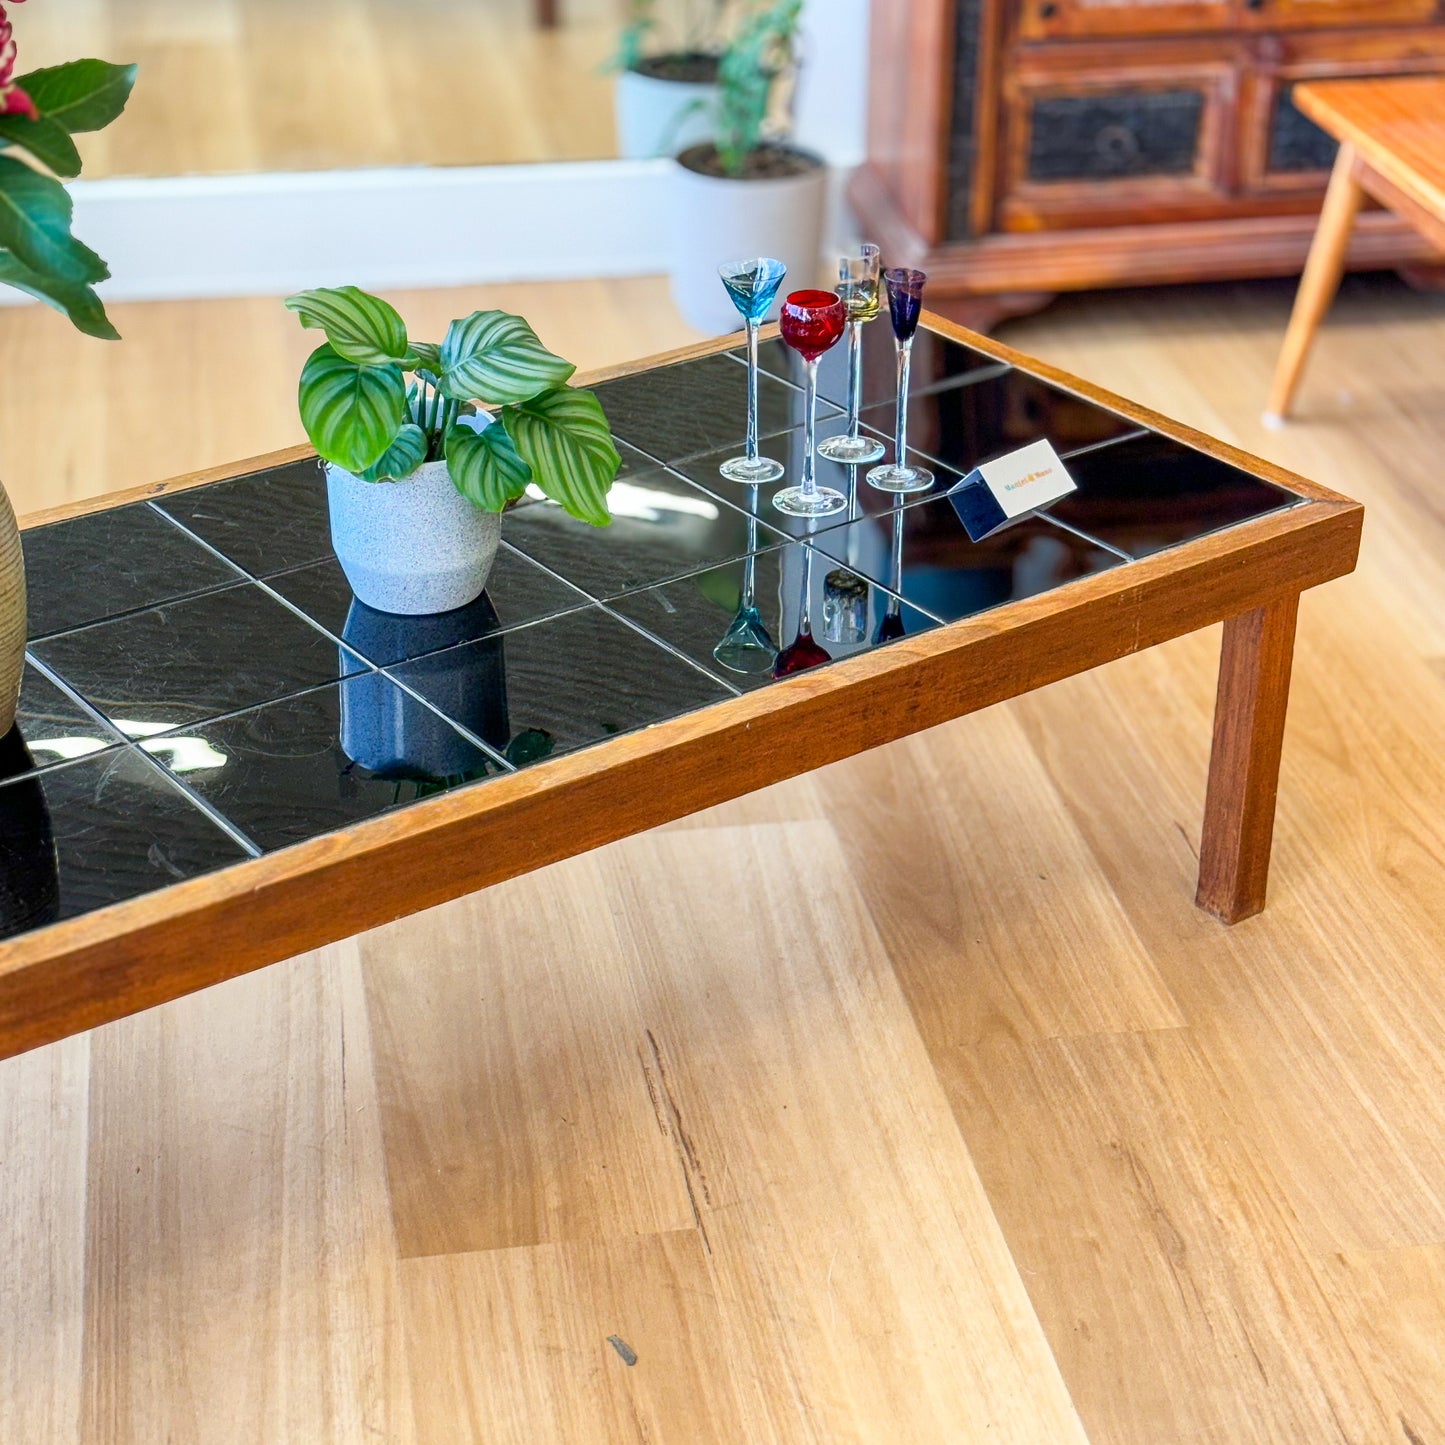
[0, 328, 1302, 940]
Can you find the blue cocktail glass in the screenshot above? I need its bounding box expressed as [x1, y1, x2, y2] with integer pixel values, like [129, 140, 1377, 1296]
[866, 268, 934, 494]
[718, 257, 787, 484]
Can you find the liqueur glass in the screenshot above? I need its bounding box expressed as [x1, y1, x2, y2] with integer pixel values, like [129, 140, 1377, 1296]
[712, 497, 777, 673]
[817, 243, 886, 466]
[866, 268, 934, 494]
[774, 289, 848, 518]
[718, 257, 787, 484]
[772, 544, 832, 678]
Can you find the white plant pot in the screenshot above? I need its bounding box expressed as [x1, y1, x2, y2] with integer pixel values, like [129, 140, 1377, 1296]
[614, 66, 718, 160]
[326, 458, 502, 616]
[667, 148, 828, 335]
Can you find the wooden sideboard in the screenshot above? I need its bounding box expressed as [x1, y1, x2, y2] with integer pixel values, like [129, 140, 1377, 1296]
[849, 0, 1445, 328]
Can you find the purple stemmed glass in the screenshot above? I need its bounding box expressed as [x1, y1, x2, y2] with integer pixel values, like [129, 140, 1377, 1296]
[866, 268, 934, 494]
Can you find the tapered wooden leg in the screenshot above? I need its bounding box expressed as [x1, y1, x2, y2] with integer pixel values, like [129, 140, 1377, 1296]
[1196, 596, 1301, 924]
[1264, 144, 1364, 424]
[536, 0, 558, 26]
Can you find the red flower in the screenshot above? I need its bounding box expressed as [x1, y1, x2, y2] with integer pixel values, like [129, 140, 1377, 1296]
[0, 1, 36, 121]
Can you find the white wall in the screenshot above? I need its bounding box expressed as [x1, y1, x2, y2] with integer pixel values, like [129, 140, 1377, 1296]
[794, 0, 871, 168]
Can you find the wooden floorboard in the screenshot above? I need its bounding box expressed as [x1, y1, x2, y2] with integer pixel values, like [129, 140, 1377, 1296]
[1, 272, 1443, 1440]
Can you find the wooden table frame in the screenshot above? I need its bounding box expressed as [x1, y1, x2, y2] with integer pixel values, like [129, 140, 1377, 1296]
[1266, 78, 1445, 424]
[0, 315, 1362, 1061]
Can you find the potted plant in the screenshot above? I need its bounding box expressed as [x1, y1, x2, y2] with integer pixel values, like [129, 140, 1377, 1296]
[610, 0, 727, 160]
[668, 0, 823, 335]
[0, 3, 135, 734]
[285, 286, 620, 616]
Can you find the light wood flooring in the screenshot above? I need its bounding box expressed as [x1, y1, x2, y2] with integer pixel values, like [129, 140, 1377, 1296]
[2, 272, 1444, 1441]
[17, 0, 637, 176]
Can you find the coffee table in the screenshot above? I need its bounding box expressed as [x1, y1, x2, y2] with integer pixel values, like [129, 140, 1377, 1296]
[1266, 76, 1445, 423]
[0, 315, 1361, 1061]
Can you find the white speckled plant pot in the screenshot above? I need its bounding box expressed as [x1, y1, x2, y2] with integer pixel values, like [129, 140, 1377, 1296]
[326, 459, 502, 615]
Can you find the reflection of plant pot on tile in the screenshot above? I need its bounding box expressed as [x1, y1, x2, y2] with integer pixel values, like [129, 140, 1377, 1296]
[326, 459, 502, 616]
[0, 733, 59, 939]
[338, 595, 510, 780]
[669, 143, 827, 335]
[614, 55, 719, 159]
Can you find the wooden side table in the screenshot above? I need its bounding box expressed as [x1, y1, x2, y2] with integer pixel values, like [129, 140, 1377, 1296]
[1265, 76, 1445, 425]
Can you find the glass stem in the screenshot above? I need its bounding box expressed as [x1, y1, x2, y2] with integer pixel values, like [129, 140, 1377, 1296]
[799, 545, 815, 638]
[845, 319, 863, 440]
[802, 357, 819, 500]
[894, 338, 913, 472]
[745, 318, 761, 463]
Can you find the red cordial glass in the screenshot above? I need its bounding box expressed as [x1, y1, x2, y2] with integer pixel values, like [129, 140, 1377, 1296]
[779, 290, 847, 362]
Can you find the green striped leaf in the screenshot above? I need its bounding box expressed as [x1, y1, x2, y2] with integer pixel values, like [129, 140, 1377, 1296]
[406, 340, 442, 383]
[298, 342, 406, 474]
[18, 60, 137, 134]
[0, 248, 117, 338]
[0, 113, 82, 178]
[445, 420, 532, 512]
[359, 422, 429, 482]
[439, 310, 575, 405]
[502, 388, 618, 527]
[0, 156, 108, 284]
[285, 286, 409, 366]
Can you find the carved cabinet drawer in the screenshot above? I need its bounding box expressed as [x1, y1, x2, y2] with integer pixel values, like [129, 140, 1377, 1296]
[1018, 0, 1231, 41]
[1000, 62, 1235, 230]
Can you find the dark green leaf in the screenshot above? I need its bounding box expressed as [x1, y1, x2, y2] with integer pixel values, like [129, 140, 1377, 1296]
[285, 285, 409, 367]
[18, 60, 138, 134]
[502, 388, 619, 527]
[298, 342, 406, 474]
[439, 310, 574, 405]
[0, 248, 117, 338]
[445, 420, 533, 511]
[0, 156, 108, 284]
[359, 422, 428, 482]
[0, 114, 82, 177]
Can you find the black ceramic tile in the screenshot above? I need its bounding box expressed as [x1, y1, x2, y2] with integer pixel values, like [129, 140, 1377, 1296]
[389, 606, 733, 766]
[32, 583, 366, 735]
[265, 544, 588, 666]
[1043, 432, 1297, 559]
[156, 457, 333, 576]
[23, 503, 243, 640]
[610, 543, 938, 692]
[503, 460, 788, 599]
[0, 744, 249, 937]
[159, 677, 503, 854]
[856, 368, 1141, 481]
[592, 353, 835, 465]
[671, 414, 965, 540]
[5, 662, 123, 776]
[809, 497, 1121, 624]
[745, 329, 1005, 411]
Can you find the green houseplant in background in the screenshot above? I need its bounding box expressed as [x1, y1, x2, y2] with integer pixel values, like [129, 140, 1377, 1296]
[286, 285, 620, 616]
[610, 0, 730, 159]
[666, 0, 822, 335]
[0, 3, 136, 735]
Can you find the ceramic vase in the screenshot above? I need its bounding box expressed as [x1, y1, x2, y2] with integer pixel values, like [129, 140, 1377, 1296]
[0, 483, 26, 735]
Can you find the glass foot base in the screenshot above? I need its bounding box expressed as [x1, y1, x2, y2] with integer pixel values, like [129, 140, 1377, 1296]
[719, 454, 785, 484]
[772, 485, 847, 518]
[866, 462, 934, 494]
[817, 432, 885, 464]
[712, 607, 777, 674]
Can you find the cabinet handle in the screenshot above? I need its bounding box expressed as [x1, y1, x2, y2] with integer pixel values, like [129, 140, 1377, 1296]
[1244, 0, 1266, 9]
[1039, 1, 1058, 16]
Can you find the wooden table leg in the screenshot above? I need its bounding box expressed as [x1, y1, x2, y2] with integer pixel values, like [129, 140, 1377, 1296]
[1264, 143, 1364, 425]
[1196, 595, 1301, 924]
[537, 0, 559, 26]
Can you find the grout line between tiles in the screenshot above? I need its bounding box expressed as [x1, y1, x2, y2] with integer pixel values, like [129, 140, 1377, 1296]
[123, 742, 265, 859]
[1040, 513, 1136, 564]
[22, 650, 130, 740]
[594, 602, 745, 697]
[1060, 428, 1151, 462]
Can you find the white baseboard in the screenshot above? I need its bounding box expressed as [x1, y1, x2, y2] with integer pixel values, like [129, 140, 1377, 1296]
[0, 158, 857, 306]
